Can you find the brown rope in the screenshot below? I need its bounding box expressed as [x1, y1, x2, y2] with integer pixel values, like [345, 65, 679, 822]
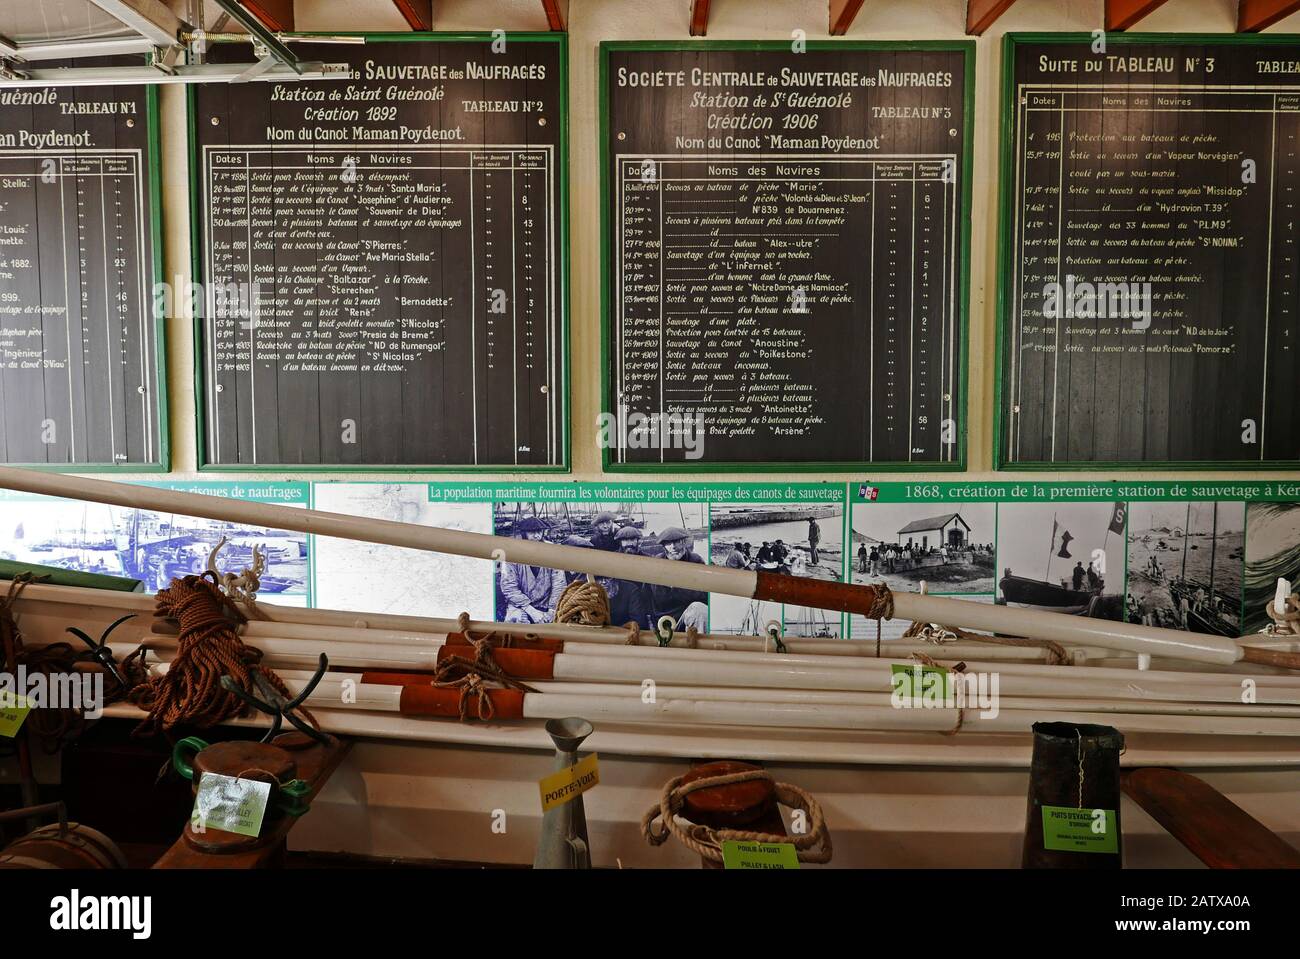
[129, 573, 311, 737]
[641, 768, 832, 864]
[1265, 593, 1300, 635]
[906, 653, 967, 735]
[900, 618, 1069, 665]
[430, 634, 538, 722]
[555, 576, 611, 626]
[0, 575, 120, 753]
[623, 621, 641, 645]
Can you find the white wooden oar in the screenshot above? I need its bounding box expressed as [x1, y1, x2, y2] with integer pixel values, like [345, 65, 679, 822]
[0, 465, 1292, 671]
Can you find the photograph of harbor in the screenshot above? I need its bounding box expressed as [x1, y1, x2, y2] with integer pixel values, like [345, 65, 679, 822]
[0, 491, 308, 599]
[1243, 501, 1300, 634]
[1126, 502, 1244, 636]
[491, 501, 709, 630]
[996, 501, 1125, 619]
[708, 592, 783, 637]
[709, 502, 843, 582]
[849, 502, 995, 594]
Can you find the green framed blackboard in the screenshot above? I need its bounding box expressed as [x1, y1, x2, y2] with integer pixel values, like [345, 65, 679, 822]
[189, 32, 569, 471]
[600, 40, 975, 473]
[0, 61, 168, 471]
[996, 32, 1300, 470]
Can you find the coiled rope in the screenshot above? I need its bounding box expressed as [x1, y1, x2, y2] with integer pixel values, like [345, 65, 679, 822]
[130, 573, 309, 738]
[641, 768, 832, 865]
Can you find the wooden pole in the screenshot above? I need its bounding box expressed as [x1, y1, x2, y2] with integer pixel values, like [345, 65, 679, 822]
[0, 466, 1293, 671]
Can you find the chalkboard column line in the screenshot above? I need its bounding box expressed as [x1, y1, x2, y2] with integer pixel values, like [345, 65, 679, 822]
[1262, 93, 1278, 460]
[96, 159, 119, 461]
[909, 168, 916, 463]
[246, 148, 257, 464]
[56, 158, 76, 459]
[658, 173, 664, 464]
[470, 153, 479, 466]
[947, 155, 958, 462]
[869, 169, 876, 461]
[1050, 103, 1066, 464]
[133, 153, 151, 464]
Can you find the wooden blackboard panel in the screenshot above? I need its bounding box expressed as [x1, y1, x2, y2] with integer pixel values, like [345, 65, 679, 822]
[997, 33, 1300, 469]
[601, 41, 973, 470]
[0, 62, 164, 468]
[191, 34, 567, 469]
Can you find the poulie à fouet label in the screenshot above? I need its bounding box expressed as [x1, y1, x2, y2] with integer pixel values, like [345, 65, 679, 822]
[191, 772, 271, 838]
[722, 840, 800, 870]
[1041, 805, 1118, 854]
[0, 692, 31, 738]
[538, 753, 600, 812]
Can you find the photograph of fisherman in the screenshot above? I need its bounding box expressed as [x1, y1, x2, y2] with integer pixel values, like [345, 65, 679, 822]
[650, 526, 709, 631]
[606, 526, 653, 628]
[498, 516, 566, 624]
[725, 541, 752, 569]
[588, 511, 620, 551]
[710, 502, 843, 585]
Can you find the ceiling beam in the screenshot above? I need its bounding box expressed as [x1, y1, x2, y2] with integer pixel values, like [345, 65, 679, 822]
[392, 0, 433, 30]
[966, 0, 1021, 34]
[240, 0, 295, 31]
[829, 0, 866, 35]
[86, 0, 184, 48]
[1238, 0, 1300, 31]
[690, 0, 710, 36]
[1104, 0, 1171, 30]
[541, 0, 567, 31]
[210, 0, 303, 72]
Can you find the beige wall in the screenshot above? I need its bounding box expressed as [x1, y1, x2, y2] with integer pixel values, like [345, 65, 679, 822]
[155, 0, 1300, 483]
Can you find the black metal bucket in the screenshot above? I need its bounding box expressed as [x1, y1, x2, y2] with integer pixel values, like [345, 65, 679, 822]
[1022, 721, 1124, 869]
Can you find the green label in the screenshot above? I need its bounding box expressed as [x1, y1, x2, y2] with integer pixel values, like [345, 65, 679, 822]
[890, 663, 951, 704]
[721, 840, 800, 870]
[0, 692, 30, 738]
[1041, 805, 1118, 854]
[191, 772, 271, 838]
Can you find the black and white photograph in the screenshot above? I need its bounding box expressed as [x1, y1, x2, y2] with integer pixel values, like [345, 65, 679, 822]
[313, 484, 493, 618]
[1126, 502, 1245, 636]
[708, 593, 783, 638]
[491, 501, 708, 631]
[1244, 502, 1300, 635]
[849, 502, 995, 595]
[0, 491, 309, 601]
[996, 501, 1126, 619]
[709, 503, 843, 581]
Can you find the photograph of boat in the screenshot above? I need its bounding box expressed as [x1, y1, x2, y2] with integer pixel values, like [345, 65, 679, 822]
[849, 502, 995, 594]
[0, 495, 309, 597]
[996, 501, 1126, 619]
[1126, 502, 1244, 636]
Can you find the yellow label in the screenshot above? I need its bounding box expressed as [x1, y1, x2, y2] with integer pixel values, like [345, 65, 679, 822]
[0, 692, 31, 738]
[538, 753, 599, 812]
